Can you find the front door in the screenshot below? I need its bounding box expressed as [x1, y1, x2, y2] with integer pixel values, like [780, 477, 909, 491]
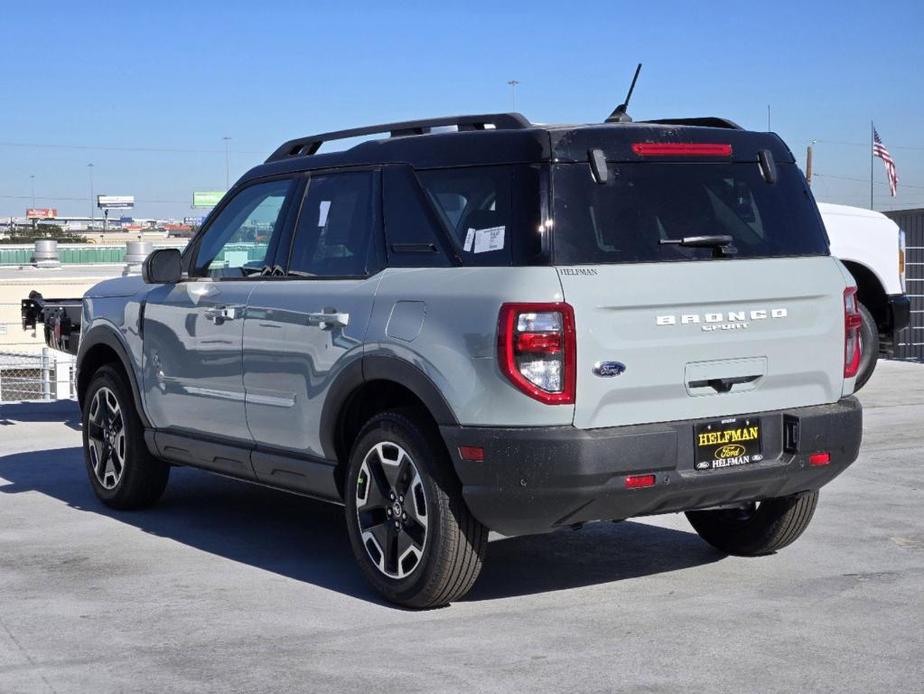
[143, 178, 296, 461]
[244, 170, 383, 493]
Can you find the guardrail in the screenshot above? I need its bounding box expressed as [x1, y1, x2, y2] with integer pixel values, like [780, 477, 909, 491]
[0, 348, 76, 403]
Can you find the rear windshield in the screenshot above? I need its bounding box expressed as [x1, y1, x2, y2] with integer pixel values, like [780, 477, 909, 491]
[552, 162, 828, 264]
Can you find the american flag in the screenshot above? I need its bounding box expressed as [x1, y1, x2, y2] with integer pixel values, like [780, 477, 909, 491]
[873, 126, 898, 197]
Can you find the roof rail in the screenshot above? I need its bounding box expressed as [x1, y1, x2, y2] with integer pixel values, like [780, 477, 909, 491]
[640, 117, 743, 130]
[266, 113, 532, 163]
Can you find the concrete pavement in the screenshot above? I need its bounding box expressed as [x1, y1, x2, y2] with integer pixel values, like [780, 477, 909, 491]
[0, 361, 922, 693]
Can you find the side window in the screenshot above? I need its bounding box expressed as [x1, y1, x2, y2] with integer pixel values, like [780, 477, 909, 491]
[193, 179, 292, 278]
[288, 171, 380, 277]
[416, 165, 541, 266]
[383, 166, 452, 268]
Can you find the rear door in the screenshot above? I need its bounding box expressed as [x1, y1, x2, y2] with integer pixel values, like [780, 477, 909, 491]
[551, 159, 847, 429]
[243, 170, 383, 489]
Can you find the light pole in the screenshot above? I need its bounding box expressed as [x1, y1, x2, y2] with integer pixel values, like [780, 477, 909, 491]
[507, 80, 520, 111]
[29, 174, 35, 208]
[223, 136, 232, 190]
[88, 163, 95, 227]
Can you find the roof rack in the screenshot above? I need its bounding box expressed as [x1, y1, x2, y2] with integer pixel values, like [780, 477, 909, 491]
[640, 117, 743, 130]
[266, 113, 531, 163]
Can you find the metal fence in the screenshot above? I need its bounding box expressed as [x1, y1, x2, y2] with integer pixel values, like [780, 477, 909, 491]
[884, 209, 924, 361]
[0, 349, 76, 403]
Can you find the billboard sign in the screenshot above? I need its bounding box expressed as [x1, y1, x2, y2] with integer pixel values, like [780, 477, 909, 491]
[26, 208, 58, 219]
[192, 191, 224, 208]
[97, 195, 135, 209]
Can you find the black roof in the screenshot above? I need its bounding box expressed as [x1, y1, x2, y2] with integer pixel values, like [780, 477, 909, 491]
[242, 113, 795, 184]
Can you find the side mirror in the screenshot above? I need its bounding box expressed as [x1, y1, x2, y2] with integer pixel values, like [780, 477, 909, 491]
[142, 248, 182, 284]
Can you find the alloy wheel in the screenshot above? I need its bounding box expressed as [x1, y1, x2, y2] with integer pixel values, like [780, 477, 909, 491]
[86, 387, 126, 490]
[355, 441, 429, 579]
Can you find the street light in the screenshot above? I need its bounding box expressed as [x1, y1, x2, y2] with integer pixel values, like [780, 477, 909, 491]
[507, 80, 520, 111]
[223, 136, 232, 190]
[88, 163, 95, 227]
[29, 174, 35, 209]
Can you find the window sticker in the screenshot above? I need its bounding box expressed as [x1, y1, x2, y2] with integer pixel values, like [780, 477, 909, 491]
[463, 228, 476, 252]
[472, 225, 505, 253]
[318, 200, 331, 227]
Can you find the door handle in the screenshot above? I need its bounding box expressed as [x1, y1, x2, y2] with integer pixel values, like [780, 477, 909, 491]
[306, 311, 349, 330]
[204, 305, 242, 324]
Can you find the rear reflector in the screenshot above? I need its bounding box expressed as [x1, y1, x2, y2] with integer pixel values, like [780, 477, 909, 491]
[625, 474, 656, 489]
[809, 452, 831, 466]
[632, 142, 733, 157]
[458, 446, 485, 462]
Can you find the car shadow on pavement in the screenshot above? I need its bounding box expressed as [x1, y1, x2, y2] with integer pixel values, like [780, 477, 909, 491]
[0, 401, 82, 430]
[0, 445, 724, 607]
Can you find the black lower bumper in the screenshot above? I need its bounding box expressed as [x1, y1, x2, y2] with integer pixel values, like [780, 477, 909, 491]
[441, 397, 862, 536]
[882, 293, 911, 356]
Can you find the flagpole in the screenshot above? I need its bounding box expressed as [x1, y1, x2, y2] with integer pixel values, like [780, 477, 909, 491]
[870, 121, 874, 210]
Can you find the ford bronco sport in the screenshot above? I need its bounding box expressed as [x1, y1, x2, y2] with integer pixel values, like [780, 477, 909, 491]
[23, 112, 863, 608]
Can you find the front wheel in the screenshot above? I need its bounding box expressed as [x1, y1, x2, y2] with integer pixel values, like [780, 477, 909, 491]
[685, 491, 819, 556]
[82, 365, 169, 509]
[344, 409, 487, 608]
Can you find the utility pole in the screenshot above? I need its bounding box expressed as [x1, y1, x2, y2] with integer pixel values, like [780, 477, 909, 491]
[805, 141, 815, 186]
[507, 80, 519, 111]
[30, 174, 35, 208]
[88, 163, 95, 227]
[223, 136, 232, 190]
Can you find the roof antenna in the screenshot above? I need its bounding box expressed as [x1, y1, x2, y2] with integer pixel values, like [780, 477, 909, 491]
[606, 63, 642, 123]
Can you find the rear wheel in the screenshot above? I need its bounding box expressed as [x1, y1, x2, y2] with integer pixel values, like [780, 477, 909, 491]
[344, 409, 487, 608]
[685, 491, 819, 556]
[82, 365, 169, 509]
[854, 302, 879, 391]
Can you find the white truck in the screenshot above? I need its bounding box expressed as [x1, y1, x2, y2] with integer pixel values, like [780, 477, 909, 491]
[818, 202, 910, 389]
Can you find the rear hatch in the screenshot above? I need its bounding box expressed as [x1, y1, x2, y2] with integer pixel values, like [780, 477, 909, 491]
[551, 143, 847, 429]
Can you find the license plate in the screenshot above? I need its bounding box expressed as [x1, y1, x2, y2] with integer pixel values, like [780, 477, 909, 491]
[694, 417, 763, 471]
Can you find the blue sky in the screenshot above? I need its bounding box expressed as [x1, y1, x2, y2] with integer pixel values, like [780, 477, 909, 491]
[2, 0, 922, 219]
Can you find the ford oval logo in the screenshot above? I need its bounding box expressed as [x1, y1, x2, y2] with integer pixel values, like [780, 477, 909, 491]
[593, 361, 626, 377]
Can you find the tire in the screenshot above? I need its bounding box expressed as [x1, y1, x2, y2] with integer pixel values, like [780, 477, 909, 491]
[685, 491, 819, 556]
[853, 302, 880, 391]
[82, 365, 169, 509]
[344, 409, 487, 608]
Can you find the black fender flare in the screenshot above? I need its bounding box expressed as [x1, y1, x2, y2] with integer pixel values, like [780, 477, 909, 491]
[318, 354, 459, 460]
[77, 325, 151, 428]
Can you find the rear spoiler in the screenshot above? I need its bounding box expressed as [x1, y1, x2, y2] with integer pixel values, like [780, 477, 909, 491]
[21, 291, 83, 355]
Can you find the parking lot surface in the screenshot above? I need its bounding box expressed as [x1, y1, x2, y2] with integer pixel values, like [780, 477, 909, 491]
[1, 361, 922, 693]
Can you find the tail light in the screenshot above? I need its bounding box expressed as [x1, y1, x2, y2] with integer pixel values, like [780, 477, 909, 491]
[844, 287, 863, 378]
[497, 302, 576, 404]
[899, 228, 907, 293]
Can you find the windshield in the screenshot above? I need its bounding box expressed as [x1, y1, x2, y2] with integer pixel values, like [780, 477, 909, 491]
[552, 162, 828, 264]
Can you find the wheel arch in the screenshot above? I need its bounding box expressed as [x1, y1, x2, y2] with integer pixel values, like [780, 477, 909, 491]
[324, 355, 459, 498]
[77, 326, 150, 428]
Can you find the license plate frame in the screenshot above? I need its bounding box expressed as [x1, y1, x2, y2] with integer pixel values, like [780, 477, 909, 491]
[694, 417, 763, 471]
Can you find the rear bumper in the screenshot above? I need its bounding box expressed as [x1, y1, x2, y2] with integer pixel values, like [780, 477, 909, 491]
[882, 293, 911, 356]
[441, 397, 862, 536]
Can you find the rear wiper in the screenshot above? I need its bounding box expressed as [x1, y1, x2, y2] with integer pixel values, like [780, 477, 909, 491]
[659, 235, 738, 257]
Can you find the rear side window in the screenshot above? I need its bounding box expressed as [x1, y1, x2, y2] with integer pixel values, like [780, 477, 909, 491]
[288, 171, 382, 277]
[417, 165, 542, 266]
[552, 162, 828, 264]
